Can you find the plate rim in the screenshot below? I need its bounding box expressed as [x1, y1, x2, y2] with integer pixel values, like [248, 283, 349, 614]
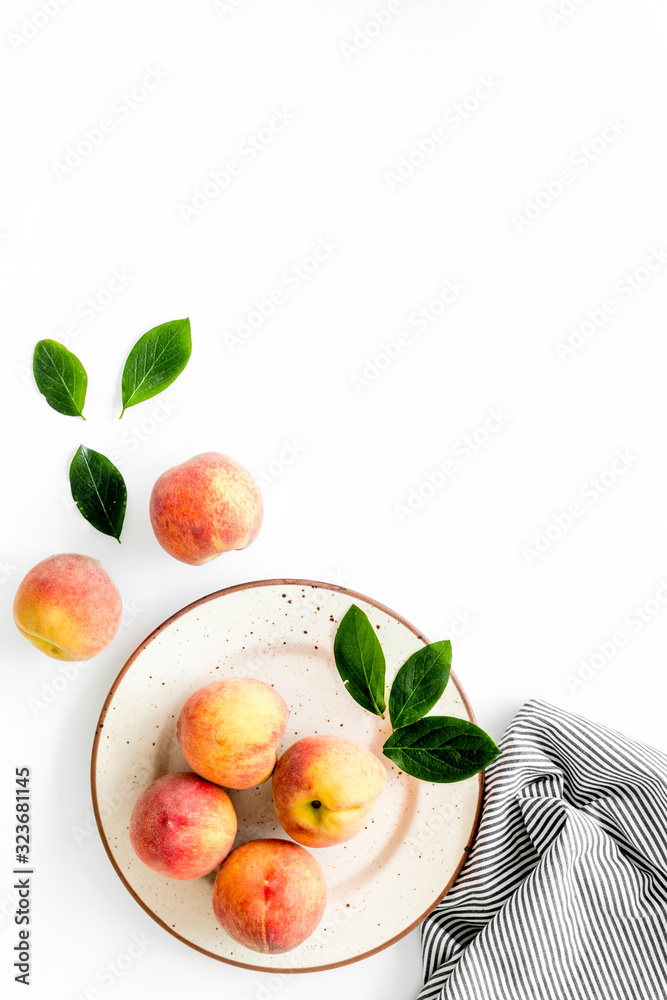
[90, 577, 484, 974]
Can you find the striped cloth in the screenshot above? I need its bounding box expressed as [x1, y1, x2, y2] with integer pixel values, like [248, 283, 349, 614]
[420, 699, 667, 1000]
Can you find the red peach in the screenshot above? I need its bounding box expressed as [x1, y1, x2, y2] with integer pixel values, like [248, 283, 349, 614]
[129, 772, 237, 880]
[177, 678, 289, 789]
[13, 553, 122, 661]
[149, 452, 263, 566]
[212, 839, 327, 953]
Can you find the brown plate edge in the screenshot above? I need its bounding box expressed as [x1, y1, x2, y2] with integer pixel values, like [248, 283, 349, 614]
[90, 577, 485, 975]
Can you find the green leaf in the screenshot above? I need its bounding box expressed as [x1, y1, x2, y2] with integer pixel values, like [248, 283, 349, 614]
[120, 318, 191, 417]
[69, 445, 127, 542]
[33, 340, 87, 418]
[333, 604, 386, 717]
[389, 641, 452, 729]
[383, 716, 500, 783]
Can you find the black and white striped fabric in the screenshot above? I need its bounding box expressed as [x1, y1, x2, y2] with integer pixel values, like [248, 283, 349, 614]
[420, 699, 667, 1000]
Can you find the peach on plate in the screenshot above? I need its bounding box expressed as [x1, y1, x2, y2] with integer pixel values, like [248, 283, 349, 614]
[129, 772, 237, 880]
[149, 451, 263, 565]
[13, 553, 122, 661]
[273, 734, 386, 848]
[212, 838, 327, 953]
[177, 677, 289, 789]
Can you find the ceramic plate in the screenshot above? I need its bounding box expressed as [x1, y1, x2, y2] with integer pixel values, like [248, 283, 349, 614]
[91, 579, 482, 973]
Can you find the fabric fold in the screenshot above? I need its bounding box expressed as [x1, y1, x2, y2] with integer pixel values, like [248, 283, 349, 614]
[419, 699, 667, 1000]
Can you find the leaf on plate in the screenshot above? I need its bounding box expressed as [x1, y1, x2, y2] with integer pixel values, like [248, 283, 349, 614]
[383, 716, 500, 783]
[33, 339, 87, 418]
[69, 445, 127, 542]
[388, 641, 451, 729]
[120, 317, 191, 417]
[333, 604, 387, 717]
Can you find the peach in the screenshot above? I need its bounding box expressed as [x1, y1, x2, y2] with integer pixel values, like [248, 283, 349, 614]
[273, 735, 386, 848]
[129, 772, 237, 880]
[177, 678, 289, 789]
[212, 838, 326, 953]
[149, 451, 263, 565]
[13, 553, 122, 661]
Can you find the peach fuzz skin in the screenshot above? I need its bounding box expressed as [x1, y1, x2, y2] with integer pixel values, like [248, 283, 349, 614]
[273, 735, 387, 848]
[177, 677, 289, 790]
[13, 553, 122, 661]
[212, 838, 327, 953]
[129, 772, 237, 881]
[149, 451, 263, 566]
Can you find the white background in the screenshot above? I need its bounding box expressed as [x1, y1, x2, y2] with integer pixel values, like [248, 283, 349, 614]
[2, 0, 667, 997]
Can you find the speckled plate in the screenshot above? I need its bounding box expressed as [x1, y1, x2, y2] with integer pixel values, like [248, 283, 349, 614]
[91, 579, 482, 974]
